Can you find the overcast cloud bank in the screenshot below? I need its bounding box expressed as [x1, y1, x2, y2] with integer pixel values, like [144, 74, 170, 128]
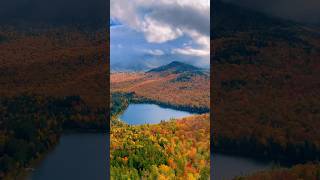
[111, 0, 210, 68]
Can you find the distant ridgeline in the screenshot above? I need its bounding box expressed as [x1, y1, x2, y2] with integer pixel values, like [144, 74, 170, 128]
[213, 0, 320, 167]
[148, 61, 206, 74]
[0, 94, 107, 179]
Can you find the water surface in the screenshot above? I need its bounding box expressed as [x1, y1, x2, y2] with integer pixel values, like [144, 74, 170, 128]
[27, 133, 107, 180]
[120, 103, 193, 125]
[27, 104, 273, 180]
[214, 153, 272, 180]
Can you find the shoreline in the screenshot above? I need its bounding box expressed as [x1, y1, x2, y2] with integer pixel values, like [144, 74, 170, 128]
[131, 96, 210, 114]
[3, 127, 107, 180]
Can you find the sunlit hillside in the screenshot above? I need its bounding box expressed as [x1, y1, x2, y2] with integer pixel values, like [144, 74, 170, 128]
[111, 62, 210, 112]
[110, 62, 211, 179]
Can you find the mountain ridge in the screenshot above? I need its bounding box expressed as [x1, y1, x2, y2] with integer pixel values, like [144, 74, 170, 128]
[147, 61, 205, 74]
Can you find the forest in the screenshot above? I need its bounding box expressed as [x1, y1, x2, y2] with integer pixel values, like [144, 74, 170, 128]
[110, 64, 211, 179]
[235, 163, 320, 180]
[0, 94, 107, 179]
[0, 25, 108, 178]
[212, 0, 320, 178]
[111, 62, 210, 113]
[111, 113, 210, 179]
[0, 26, 108, 108]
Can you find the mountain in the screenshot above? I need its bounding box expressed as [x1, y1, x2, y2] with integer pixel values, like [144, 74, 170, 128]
[148, 61, 204, 74]
[111, 61, 210, 111]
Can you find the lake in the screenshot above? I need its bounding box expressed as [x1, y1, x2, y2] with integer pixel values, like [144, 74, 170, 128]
[26, 133, 107, 180]
[213, 153, 272, 180]
[27, 104, 273, 180]
[120, 103, 194, 125]
[121, 103, 273, 179]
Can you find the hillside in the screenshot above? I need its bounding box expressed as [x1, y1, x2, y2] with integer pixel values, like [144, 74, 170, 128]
[111, 62, 210, 112]
[148, 61, 203, 74]
[0, 26, 108, 179]
[110, 63, 210, 178]
[212, 0, 320, 169]
[0, 26, 108, 108]
[110, 62, 210, 178]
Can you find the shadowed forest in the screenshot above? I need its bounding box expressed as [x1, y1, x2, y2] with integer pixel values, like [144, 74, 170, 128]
[0, 26, 108, 179]
[1, 0, 108, 176]
[212, 0, 320, 179]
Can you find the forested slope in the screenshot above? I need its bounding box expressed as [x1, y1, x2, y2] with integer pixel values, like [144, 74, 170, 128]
[110, 62, 210, 179]
[212, 0, 320, 172]
[111, 114, 210, 179]
[0, 26, 108, 108]
[111, 62, 210, 113]
[0, 95, 107, 179]
[0, 26, 108, 179]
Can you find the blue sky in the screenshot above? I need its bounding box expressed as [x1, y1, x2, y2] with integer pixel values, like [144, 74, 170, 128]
[110, 0, 210, 72]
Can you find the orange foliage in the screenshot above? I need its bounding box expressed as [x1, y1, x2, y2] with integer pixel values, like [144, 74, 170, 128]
[0, 27, 108, 108]
[111, 72, 209, 109]
[111, 114, 210, 179]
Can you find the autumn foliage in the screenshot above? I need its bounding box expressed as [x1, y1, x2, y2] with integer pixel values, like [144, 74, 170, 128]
[110, 114, 210, 179]
[0, 26, 108, 178]
[0, 26, 108, 108]
[111, 71, 210, 112]
[213, 1, 320, 163]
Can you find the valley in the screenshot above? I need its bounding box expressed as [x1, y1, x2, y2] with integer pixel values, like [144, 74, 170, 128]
[111, 61, 210, 113]
[110, 62, 211, 179]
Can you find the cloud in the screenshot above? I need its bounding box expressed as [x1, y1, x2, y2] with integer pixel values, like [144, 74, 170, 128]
[111, 0, 210, 71]
[110, 0, 141, 29]
[142, 17, 184, 43]
[143, 49, 165, 56]
[146, 2, 210, 37]
[111, 0, 210, 55]
[172, 47, 209, 57]
[172, 29, 210, 58]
